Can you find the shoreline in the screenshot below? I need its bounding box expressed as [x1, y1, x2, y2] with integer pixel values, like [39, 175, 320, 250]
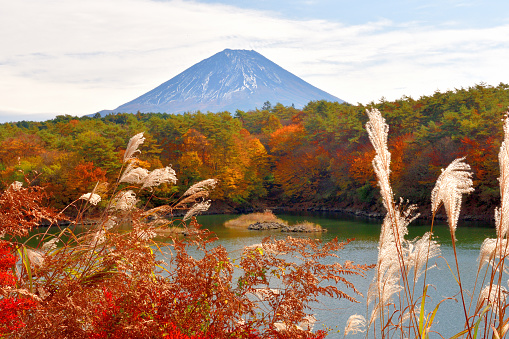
[206, 201, 494, 224]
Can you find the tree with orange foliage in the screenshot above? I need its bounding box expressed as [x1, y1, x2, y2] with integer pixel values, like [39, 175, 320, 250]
[0, 132, 44, 166]
[65, 162, 107, 198]
[269, 124, 324, 199]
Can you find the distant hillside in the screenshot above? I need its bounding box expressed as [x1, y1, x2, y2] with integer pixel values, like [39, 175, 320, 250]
[98, 49, 342, 115]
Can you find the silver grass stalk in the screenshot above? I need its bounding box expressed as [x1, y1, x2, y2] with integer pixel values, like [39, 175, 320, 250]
[344, 314, 366, 335]
[123, 132, 145, 163]
[430, 157, 474, 239]
[141, 166, 177, 189]
[366, 109, 411, 328]
[79, 193, 101, 206]
[182, 179, 218, 197]
[496, 114, 509, 237]
[119, 161, 149, 184]
[431, 158, 474, 337]
[183, 200, 211, 221]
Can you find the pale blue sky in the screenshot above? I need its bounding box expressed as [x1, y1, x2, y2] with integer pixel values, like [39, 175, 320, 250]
[196, 0, 508, 27]
[1, 0, 508, 122]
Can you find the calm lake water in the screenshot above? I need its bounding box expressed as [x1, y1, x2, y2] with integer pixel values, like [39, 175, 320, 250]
[195, 212, 497, 338]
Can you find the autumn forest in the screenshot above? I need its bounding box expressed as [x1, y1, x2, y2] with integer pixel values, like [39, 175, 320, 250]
[1, 83, 508, 219]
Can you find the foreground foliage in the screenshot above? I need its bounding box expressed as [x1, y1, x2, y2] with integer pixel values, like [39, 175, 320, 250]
[0, 134, 371, 338]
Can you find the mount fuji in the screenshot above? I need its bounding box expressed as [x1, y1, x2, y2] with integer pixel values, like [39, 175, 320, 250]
[100, 49, 343, 115]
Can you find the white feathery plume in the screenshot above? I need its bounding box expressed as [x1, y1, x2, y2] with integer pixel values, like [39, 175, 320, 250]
[273, 322, 286, 331]
[10, 181, 23, 191]
[344, 314, 366, 335]
[91, 230, 106, 246]
[111, 190, 137, 211]
[244, 242, 283, 255]
[102, 216, 117, 231]
[496, 114, 509, 237]
[477, 284, 507, 314]
[41, 238, 59, 252]
[252, 288, 280, 300]
[26, 248, 44, 267]
[430, 157, 474, 239]
[79, 193, 101, 206]
[297, 315, 317, 331]
[123, 132, 145, 163]
[119, 161, 149, 184]
[368, 204, 419, 306]
[367, 216, 403, 325]
[494, 207, 508, 239]
[141, 166, 177, 189]
[183, 200, 211, 221]
[182, 179, 218, 197]
[405, 232, 441, 280]
[366, 108, 390, 171]
[366, 108, 394, 214]
[478, 238, 509, 270]
[133, 227, 157, 242]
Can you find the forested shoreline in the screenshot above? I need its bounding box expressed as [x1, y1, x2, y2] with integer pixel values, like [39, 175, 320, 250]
[1, 83, 509, 220]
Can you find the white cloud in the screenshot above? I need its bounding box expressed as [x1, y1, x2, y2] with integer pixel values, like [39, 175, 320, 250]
[1, 0, 508, 118]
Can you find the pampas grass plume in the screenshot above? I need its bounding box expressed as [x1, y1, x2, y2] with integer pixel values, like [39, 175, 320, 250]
[182, 179, 217, 197]
[183, 200, 211, 221]
[79, 193, 101, 206]
[344, 314, 366, 335]
[141, 166, 177, 189]
[123, 132, 145, 163]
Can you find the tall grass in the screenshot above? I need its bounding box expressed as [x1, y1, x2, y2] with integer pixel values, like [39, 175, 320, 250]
[344, 109, 509, 338]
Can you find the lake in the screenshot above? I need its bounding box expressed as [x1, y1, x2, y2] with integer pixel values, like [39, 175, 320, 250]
[19, 211, 497, 337]
[195, 212, 497, 338]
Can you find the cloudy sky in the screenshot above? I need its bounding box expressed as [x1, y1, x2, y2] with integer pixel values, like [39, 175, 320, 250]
[1, 0, 508, 122]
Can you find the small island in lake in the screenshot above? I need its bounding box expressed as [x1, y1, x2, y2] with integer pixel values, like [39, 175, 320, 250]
[225, 210, 326, 233]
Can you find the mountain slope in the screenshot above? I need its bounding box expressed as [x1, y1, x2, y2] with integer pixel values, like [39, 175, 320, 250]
[108, 49, 343, 114]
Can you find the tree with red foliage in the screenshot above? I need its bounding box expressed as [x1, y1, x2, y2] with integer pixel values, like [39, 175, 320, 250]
[0, 241, 37, 335]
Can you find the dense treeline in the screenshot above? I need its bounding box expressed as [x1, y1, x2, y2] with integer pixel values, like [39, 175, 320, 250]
[1, 83, 509, 217]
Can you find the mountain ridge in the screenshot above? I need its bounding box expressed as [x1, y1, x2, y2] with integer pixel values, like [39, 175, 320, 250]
[98, 49, 343, 115]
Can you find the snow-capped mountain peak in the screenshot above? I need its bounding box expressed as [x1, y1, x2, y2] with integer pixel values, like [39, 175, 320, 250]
[107, 49, 343, 114]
